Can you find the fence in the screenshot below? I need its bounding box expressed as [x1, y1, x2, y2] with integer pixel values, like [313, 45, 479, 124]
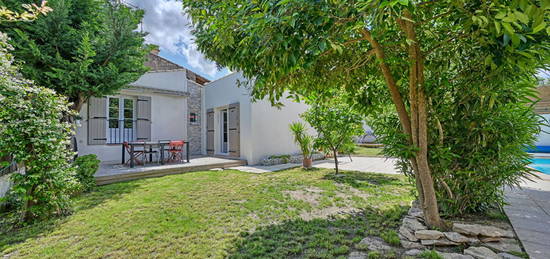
[0, 159, 17, 198]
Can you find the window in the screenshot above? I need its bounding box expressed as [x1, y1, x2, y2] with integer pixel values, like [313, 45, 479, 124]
[107, 96, 136, 144]
[189, 112, 197, 123]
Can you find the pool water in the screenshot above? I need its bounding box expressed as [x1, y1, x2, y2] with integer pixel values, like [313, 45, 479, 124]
[529, 158, 550, 175]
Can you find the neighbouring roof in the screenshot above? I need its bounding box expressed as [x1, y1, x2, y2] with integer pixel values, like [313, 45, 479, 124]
[144, 52, 210, 86]
[534, 85, 550, 114]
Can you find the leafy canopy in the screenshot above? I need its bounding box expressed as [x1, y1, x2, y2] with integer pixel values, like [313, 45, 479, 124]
[183, 0, 549, 215]
[183, 0, 549, 104]
[1, 0, 150, 110]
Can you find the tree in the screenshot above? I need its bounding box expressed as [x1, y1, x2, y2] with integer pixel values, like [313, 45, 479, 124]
[302, 102, 363, 174]
[1, 0, 149, 112]
[0, 0, 51, 22]
[182, 0, 549, 227]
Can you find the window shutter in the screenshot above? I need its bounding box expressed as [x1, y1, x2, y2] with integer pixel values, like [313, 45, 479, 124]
[206, 109, 214, 155]
[136, 96, 152, 141]
[88, 97, 107, 145]
[228, 103, 240, 158]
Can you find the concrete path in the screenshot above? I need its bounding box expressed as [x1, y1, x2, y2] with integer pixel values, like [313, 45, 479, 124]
[228, 163, 301, 174]
[313, 156, 400, 175]
[504, 173, 550, 259]
[229, 156, 400, 175]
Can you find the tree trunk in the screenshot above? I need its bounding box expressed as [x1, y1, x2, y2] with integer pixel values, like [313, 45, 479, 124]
[333, 148, 339, 174]
[20, 184, 36, 222]
[399, 11, 443, 228]
[362, 11, 444, 228]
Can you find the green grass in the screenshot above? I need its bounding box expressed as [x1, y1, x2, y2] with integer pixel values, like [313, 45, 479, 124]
[0, 168, 413, 258]
[419, 250, 443, 259]
[352, 146, 384, 157]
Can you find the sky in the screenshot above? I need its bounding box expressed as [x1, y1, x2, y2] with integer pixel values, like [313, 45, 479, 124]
[127, 0, 230, 81]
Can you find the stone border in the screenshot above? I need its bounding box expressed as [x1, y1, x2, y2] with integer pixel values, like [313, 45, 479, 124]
[260, 153, 325, 166]
[396, 203, 526, 259]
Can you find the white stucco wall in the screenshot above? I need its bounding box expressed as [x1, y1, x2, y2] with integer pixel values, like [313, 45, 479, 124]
[129, 71, 188, 92]
[248, 98, 310, 164]
[203, 72, 310, 164]
[202, 73, 253, 160]
[76, 89, 188, 163]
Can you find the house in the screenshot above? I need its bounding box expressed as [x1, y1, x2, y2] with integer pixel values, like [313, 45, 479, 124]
[75, 51, 209, 163]
[202, 72, 310, 164]
[533, 85, 550, 149]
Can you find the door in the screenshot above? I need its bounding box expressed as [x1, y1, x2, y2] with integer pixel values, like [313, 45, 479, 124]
[206, 109, 214, 155]
[220, 109, 229, 154]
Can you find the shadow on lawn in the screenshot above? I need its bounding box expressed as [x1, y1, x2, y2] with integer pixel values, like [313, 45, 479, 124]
[323, 171, 403, 189]
[0, 181, 141, 252]
[227, 205, 408, 259]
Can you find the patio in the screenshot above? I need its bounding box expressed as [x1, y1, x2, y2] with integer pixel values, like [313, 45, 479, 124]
[95, 156, 246, 185]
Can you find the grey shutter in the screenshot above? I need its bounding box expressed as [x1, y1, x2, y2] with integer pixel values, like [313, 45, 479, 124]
[228, 103, 240, 157]
[88, 97, 107, 145]
[206, 109, 214, 155]
[136, 96, 152, 141]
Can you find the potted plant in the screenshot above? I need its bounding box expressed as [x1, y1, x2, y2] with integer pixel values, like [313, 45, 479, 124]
[289, 122, 315, 168]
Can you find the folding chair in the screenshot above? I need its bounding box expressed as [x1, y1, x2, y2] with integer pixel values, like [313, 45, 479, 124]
[167, 140, 185, 163]
[123, 142, 145, 166]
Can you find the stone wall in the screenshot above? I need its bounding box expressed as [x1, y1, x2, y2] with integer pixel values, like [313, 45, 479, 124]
[187, 80, 203, 155]
[144, 53, 183, 72]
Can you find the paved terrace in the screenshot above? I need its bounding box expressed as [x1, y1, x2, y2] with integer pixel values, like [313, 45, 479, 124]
[504, 172, 550, 259]
[95, 156, 246, 185]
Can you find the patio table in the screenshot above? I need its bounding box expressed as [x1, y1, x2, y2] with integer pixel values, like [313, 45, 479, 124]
[122, 141, 190, 168]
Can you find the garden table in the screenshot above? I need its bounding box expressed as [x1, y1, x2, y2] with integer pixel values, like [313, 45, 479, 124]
[121, 141, 190, 168]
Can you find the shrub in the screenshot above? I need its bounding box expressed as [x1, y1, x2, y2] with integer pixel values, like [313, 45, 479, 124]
[289, 122, 315, 164]
[73, 155, 100, 193]
[369, 76, 541, 215]
[0, 32, 79, 222]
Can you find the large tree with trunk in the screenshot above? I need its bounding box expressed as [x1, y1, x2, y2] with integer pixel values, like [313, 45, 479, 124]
[0, 0, 149, 112]
[182, 0, 549, 228]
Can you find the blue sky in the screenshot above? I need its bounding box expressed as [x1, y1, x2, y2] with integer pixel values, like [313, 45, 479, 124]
[128, 0, 230, 81]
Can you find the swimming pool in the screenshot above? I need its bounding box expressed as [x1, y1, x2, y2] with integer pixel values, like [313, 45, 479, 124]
[529, 157, 550, 175]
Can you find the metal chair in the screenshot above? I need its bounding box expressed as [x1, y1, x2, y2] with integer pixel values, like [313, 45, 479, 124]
[140, 141, 159, 164]
[167, 140, 185, 163]
[123, 142, 145, 166]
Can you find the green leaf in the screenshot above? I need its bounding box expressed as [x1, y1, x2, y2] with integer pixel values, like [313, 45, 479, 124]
[532, 22, 546, 33]
[513, 11, 529, 24]
[502, 22, 515, 34]
[319, 40, 327, 51]
[277, 0, 292, 6]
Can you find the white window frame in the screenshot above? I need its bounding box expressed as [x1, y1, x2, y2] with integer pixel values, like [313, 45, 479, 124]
[106, 95, 137, 144]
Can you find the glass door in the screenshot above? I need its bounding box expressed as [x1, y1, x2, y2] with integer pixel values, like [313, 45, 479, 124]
[220, 109, 228, 154]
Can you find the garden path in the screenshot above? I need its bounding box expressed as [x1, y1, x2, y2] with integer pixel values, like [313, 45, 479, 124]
[504, 173, 550, 259]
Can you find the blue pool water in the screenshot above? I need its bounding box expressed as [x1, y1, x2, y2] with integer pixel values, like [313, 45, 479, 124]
[530, 158, 550, 175]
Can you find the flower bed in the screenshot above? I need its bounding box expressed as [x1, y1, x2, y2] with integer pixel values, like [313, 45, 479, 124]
[260, 153, 325, 166]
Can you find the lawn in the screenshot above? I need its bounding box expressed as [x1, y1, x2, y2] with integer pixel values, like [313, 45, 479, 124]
[352, 146, 384, 157]
[0, 168, 413, 259]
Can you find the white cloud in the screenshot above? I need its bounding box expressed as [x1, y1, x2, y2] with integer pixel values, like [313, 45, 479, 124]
[129, 0, 219, 77]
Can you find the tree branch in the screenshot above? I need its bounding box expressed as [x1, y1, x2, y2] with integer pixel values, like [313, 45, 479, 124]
[360, 28, 412, 137]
